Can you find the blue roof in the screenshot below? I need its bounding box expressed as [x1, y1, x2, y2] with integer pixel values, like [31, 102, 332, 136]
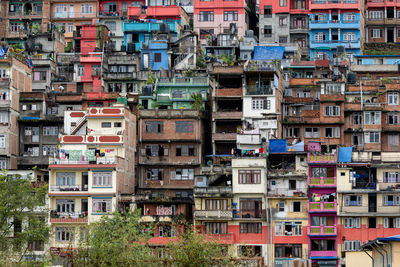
[253, 46, 285, 60]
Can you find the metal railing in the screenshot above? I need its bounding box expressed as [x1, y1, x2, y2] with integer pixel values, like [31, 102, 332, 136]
[50, 185, 88, 192]
[194, 186, 232, 195]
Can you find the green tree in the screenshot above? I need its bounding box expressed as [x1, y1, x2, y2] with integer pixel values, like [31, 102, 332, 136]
[191, 93, 204, 110]
[0, 173, 49, 265]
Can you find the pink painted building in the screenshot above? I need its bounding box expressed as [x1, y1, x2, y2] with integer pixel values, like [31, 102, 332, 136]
[193, 0, 256, 44]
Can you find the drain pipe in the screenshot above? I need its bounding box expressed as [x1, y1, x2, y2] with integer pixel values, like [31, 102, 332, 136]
[362, 248, 374, 267]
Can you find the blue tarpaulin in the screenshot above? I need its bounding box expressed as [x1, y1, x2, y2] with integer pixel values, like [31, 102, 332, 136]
[288, 141, 304, 152]
[338, 147, 352, 162]
[253, 46, 285, 60]
[269, 139, 287, 153]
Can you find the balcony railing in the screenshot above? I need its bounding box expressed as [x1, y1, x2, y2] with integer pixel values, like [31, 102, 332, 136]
[50, 211, 88, 223]
[194, 186, 232, 196]
[308, 153, 337, 163]
[194, 210, 233, 219]
[308, 201, 337, 212]
[309, 177, 336, 186]
[268, 188, 307, 198]
[234, 209, 266, 219]
[49, 157, 116, 165]
[307, 225, 337, 235]
[245, 85, 273, 95]
[50, 185, 88, 192]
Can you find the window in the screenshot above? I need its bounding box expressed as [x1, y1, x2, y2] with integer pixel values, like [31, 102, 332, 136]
[205, 222, 227, 234]
[365, 111, 381, 125]
[240, 223, 262, 233]
[199, 28, 214, 39]
[154, 53, 162, 63]
[0, 159, 6, 169]
[352, 113, 362, 125]
[389, 134, 399, 146]
[312, 167, 335, 178]
[205, 199, 229, 210]
[344, 217, 361, 228]
[158, 225, 176, 237]
[224, 11, 238, 21]
[0, 135, 5, 148]
[324, 106, 340, 116]
[92, 198, 112, 213]
[175, 121, 193, 133]
[56, 172, 75, 186]
[383, 195, 400, 206]
[56, 199, 75, 213]
[285, 127, 300, 138]
[324, 127, 340, 138]
[279, 16, 287, 26]
[279, 36, 288, 44]
[343, 13, 356, 22]
[371, 29, 382, 38]
[33, 71, 46, 81]
[81, 4, 93, 14]
[365, 132, 380, 143]
[275, 244, 302, 258]
[278, 201, 285, 212]
[311, 239, 336, 251]
[384, 172, 400, 183]
[289, 180, 296, 190]
[93, 172, 112, 187]
[67, 23, 73, 33]
[56, 227, 74, 242]
[275, 222, 302, 236]
[199, 11, 214, 21]
[370, 11, 383, 20]
[367, 217, 377, 228]
[240, 199, 262, 212]
[304, 127, 320, 138]
[145, 121, 163, 133]
[291, 201, 302, 212]
[43, 145, 58, 156]
[264, 26, 272, 36]
[252, 99, 270, 110]
[77, 65, 84, 77]
[343, 32, 356, 41]
[388, 112, 399, 125]
[28, 240, 44, 251]
[55, 4, 67, 17]
[264, 6, 272, 17]
[146, 168, 164, 180]
[344, 240, 361, 251]
[173, 168, 194, 180]
[114, 122, 122, 127]
[176, 145, 194, 156]
[314, 32, 327, 42]
[280, 0, 287, 6]
[388, 92, 399, 105]
[344, 195, 362, 206]
[145, 144, 165, 157]
[43, 126, 58, 136]
[101, 122, 111, 128]
[239, 170, 261, 184]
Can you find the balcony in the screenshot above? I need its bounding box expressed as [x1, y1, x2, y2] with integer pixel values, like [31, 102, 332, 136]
[194, 186, 232, 197]
[50, 211, 88, 223]
[212, 132, 237, 141]
[289, 25, 308, 34]
[268, 188, 307, 198]
[50, 185, 88, 192]
[310, 40, 360, 49]
[60, 135, 123, 144]
[103, 72, 136, 80]
[236, 134, 262, 145]
[245, 61, 276, 72]
[51, 12, 97, 20]
[310, 0, 359, 9]
[308, 177, 336, 187]
[49, 157, 117, 169]
[307, 225, 337, 236]
[194, 210, 233, 220]
[245, 85, 273, 95]
[309, 20, 359, 29]
[308, 153, 337, 164]
[308, 201, 337, 212]
[234, 210, 266, 219]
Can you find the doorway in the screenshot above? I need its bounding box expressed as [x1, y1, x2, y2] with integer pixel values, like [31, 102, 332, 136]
[388, 28, 394, 43]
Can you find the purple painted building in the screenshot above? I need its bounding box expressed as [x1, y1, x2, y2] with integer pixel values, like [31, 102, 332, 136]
[307, 142, 338, 267]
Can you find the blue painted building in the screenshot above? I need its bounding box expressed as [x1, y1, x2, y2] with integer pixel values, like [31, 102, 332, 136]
[309, 0, 362, 62]
[122, 20, 179, 52]
[140, 40, 168, 71]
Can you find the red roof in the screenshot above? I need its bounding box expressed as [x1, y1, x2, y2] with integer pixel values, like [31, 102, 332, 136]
[291, 61, 316, 66]
[315, 59, 331, 67]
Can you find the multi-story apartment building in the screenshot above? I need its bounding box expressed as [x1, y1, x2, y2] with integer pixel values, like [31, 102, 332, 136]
[210, 65, 243, 155]
[259, 0, 309, 56]
[0, 0, 51, 44]
[194, 157, 267, 266]
[0, 56, 32, 170]
[193, 0, 256, 44]
[267, 143, 309, 267]
[309, 0, 363, 61]
[364, 0, 400, 43]
[50, 0, 98, 44]
[48, 106, 136, 264]
[307, 143, 338, 267]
